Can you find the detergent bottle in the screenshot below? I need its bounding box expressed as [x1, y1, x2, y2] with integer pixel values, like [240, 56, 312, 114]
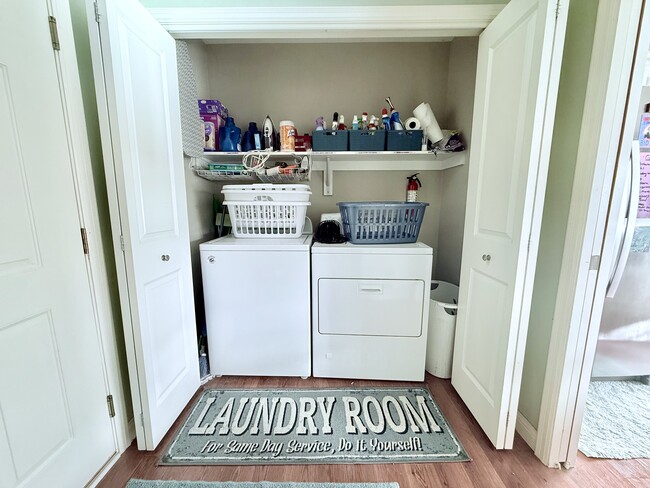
[218, 117, 241, 152]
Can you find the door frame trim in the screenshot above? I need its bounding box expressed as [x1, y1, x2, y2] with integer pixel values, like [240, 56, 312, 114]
[147, 5, 505, 41]
[50, 0, 131, 458]
[535, 0, 649, 468]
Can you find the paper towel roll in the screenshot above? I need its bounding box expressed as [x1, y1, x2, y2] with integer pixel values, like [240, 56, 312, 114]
[413, 102, 431, 124]
[413, 102, 444, 144]
[405, 117, 421, 130]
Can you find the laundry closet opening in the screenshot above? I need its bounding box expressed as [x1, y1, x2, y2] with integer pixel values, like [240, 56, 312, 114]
[182, 39, 479, 359]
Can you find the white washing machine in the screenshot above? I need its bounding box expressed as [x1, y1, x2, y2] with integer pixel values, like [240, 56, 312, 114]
[311, 241, 433, 381]
[200, 234, 312, 377]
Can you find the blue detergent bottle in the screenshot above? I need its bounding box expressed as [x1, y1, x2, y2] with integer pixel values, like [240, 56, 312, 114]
[219, 117, 241, 152]
[241, 122, 261, 151]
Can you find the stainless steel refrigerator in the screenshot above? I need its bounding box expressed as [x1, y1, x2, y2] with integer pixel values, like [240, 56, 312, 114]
[592, 141, 650, 378]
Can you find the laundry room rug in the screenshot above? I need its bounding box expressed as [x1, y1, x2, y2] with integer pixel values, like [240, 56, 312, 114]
[127, 481, 399, 488]
[578, 380, 650, 459]
[161, 387, 469, 465]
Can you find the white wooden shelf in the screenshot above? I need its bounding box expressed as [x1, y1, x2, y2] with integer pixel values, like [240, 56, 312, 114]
[309, 150, 465, 170]
[200, 150, 466, 194]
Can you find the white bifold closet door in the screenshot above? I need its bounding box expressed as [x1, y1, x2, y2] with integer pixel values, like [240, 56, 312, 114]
[452, 0, 568, 449]
[91, 0, 200, 450]
[0, 1, 115, 485]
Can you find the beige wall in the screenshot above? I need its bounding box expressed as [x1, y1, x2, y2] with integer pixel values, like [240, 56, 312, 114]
[204, 42, 450, 141]
[518, 0, 600, 430]
[194, 41, 455, 263]
[436, 37, 478, 285]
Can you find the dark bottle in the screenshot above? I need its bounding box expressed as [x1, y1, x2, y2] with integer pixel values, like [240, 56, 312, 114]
[218, 117, 241, 152]
[241, 122, 261, 151]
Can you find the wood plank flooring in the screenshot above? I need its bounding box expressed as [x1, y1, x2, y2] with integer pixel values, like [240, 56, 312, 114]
[98, 375, 650, 488]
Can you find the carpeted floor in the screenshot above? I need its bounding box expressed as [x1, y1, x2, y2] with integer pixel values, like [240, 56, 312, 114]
[126, 481, 399, 488]
[578, 380, 650, 459]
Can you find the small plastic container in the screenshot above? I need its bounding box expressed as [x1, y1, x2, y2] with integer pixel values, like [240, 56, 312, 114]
[221, 184, 311, 202]
[386, 130, 423, 151]
[337, 201, 428, 244]
[279, 120, 296, 151]
[349, 130, 386, 151]
[425, 281, 459, 379]
[312, 130, 349, 151]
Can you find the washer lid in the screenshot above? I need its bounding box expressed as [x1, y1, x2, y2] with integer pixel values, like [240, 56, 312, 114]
[311, 241, 432, 255]
[200, 233, 313, 251]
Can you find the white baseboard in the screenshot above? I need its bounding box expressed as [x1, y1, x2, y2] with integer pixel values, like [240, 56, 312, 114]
[516, 411, 538, 450]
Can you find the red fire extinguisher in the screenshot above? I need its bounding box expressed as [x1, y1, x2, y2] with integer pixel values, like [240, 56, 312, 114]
[406, 173, 422, 202]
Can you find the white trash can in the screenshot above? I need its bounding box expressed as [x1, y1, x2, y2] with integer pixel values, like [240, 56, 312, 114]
[425, 280, 459, 379]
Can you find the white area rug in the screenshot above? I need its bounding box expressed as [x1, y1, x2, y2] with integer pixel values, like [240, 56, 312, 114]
[579, 380, 650, 459]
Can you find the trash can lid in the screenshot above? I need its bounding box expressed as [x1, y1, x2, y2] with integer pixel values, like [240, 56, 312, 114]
[430, 280, 459, 305]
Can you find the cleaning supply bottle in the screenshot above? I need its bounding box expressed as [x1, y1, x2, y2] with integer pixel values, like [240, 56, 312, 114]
[241, 122, 261, 151]
[406, 173, 422, 202]
[218, 117, 241, 152]
[382, 108, 391, 131]
[390, 110, 404, 130]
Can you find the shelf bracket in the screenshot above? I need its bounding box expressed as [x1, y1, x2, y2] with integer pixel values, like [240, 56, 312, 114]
[323, 156, 333, 196]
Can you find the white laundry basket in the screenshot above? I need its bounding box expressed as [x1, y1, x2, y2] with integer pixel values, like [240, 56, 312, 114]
[425, 280, 459, 379]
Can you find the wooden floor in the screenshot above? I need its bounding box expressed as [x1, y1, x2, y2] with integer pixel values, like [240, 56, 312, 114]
[98, 375, 650, 488]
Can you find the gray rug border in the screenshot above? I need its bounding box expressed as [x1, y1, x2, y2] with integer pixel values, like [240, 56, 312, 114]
[160, 386, 470, 466]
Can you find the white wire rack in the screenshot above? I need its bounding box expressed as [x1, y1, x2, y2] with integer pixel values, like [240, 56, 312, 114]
[193, 152, 312, 183]
[195, 169, 257, 181]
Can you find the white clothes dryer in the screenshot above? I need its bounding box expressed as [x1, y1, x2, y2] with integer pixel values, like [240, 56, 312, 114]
[200, 234, 312, 378]
[311, 241, 433, 381]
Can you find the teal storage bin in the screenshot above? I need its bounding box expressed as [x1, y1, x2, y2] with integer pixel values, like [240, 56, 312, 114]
[386, 130, 423, 151]
[349, 130, 386, 151]
[312, 130, 349, 151]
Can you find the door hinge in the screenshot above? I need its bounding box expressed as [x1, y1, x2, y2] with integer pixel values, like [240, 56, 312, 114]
[106, 395, 116, 418]
[81, 228, 89, 255]
[120, 235, 125, 252]
[589, 255, 601, 271]
[48, 16, 60, 51]
[140, 413, 145, 427]
[555, 0, 561, 19]
[94, 1, 101, 23]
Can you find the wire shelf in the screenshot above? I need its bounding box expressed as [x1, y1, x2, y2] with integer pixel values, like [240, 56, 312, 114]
[195, 169, 257, 182]
[256, 168, 311, 183]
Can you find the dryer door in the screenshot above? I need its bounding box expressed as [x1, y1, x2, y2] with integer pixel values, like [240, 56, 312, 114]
[318, 279, 425, 337]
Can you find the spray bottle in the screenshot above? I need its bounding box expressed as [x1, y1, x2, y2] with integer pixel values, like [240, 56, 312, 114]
[406, 173, 422, 202]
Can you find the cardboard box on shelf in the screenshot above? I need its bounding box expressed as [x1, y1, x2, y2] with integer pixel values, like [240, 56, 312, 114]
[199, 99, 228, 151]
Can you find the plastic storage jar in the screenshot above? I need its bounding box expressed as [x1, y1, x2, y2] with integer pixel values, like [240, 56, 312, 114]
[280, 120, 296, 151]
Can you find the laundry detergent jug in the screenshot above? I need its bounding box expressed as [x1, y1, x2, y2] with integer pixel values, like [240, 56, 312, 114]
[218, 117, 241, 152]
